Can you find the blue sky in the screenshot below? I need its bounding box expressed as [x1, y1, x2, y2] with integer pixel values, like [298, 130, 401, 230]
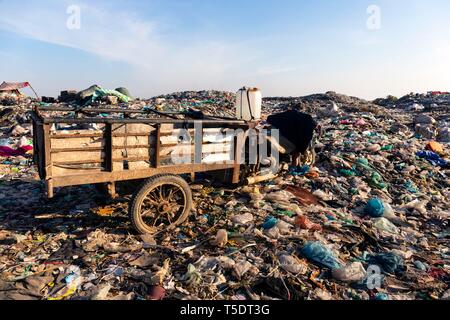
[0, 0, 449, 99]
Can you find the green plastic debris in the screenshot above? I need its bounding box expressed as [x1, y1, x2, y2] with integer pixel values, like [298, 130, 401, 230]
[369, 172, 388, 190]
[276, 210, 295, 218]
[91, 88, 131, 104]
[79, 85, 133, 105]
[340, 169, 356, 177]
[115, 87, 133, 99]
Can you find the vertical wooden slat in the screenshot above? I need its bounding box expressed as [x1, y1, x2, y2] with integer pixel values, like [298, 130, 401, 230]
[104, 123, 113, 172]
[43, 124, 54, 198]
[36, 123, 47, 180]
[194, 121, 203, 165]
[32, 119, 38, 164]
[107, 181, 117, 199]
[104, 124, 115, 197]
[155, 124, 161, 168]
[232, 131, 244, 184]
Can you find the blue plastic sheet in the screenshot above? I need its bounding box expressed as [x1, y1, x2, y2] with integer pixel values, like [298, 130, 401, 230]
[416, 151, 448, 167]
[367, 252, 404, 275]
[262, 216, 278, 230]
[300, 241, 343, 270]
[364, 198, 385, 218]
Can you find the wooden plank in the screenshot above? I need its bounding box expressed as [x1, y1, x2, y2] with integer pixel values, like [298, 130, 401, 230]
[155, 124, 161, 168]
[112, 132, 154, 137]
[160, 129, 195, 137]
[159, 143, 233, 156]
[52, 151, 104, 163]
[232, 130, 244, 184]
[35, 123, 46, 180]
[202, 152, 234, 164]
[113, 123, 155, 134]
[195, 122, 203, 165]
[53, 156, 152, 166]
[123, 161, 152, 171]
[43, 124, 52, 178]
[43, 124, 54, 198]
[51, 136, 104, 149]
[107, 182, 117, 198]
[52, 147, 103, 153]
[50, 133, 103, 139]
[32, 118, 38, 164]
[113, 135, 155, 146]
[52, 163, 236, 188]
[112, 144, 153, 150]
[105, 123, 113, 172]
[53, 166, 102, 176]
[112, 161, 152, 171]
[53, 159, 104, 165]
[112, 148, 154, 158]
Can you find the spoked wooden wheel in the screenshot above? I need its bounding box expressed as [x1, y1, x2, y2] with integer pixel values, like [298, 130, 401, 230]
[129, 174, 193, 234]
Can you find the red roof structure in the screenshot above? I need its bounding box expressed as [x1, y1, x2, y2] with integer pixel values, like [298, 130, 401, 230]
[0, 81, 38, 98]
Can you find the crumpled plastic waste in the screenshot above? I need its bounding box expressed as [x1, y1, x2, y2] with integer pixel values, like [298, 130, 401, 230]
[332, 262, 367, 282]
[300, 242, 343, 270]
[231, 213, 254, 225]
[367, 253, 405, 275]
[183, 264, 202, 286]
[289, 165, 310, 176]
[0, 145, 33, 157]
[364, 198, 385, 218]
[278, 254, 308, 275]
[262, 216, 278, 230]
[416, 151, 448, 167]
[373, 218, 399, 234]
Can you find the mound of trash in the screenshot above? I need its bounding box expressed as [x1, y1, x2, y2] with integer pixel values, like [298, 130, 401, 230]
[0, 89, 448, 300]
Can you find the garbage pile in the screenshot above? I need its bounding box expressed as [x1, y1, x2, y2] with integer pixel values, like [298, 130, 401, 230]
[56, 85, 134, 106]
[144, 90, 237, 118]
[0, 89, 449, 300]
[373, 92, 449, 143]
[374, 92, 450, 111]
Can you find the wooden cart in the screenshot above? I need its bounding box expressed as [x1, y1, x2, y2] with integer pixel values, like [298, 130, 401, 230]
[30, 106, 259, 234]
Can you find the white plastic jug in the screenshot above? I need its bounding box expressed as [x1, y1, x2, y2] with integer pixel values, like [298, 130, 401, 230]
[235, 87, 262, 121]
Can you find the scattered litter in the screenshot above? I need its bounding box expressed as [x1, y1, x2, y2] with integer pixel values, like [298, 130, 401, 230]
[0, 89, 448, 301]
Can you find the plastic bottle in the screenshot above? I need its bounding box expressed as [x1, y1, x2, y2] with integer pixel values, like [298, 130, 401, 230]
[235, 87, 262, 121]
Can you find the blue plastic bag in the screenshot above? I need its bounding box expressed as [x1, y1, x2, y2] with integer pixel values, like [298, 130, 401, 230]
[262, 216, 278, 230]
[416, 151, 448, 167]
[367, 252, 404, 275]
[300, 241, 343, 270]
[364, 198, 385, 218]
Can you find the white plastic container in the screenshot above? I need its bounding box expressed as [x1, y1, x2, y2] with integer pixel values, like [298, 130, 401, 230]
[235, 87, 262, 121]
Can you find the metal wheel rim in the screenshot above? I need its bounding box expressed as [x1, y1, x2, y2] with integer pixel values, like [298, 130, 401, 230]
[137, 182, 188, 230]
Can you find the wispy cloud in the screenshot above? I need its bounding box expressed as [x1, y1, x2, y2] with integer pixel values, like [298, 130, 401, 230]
[0, 0, 255, 94]
[1, 0, 449, 99]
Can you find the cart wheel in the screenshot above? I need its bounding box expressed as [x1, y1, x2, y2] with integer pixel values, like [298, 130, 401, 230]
[129, 174, 193, 234]
[300, 145, 316, 166]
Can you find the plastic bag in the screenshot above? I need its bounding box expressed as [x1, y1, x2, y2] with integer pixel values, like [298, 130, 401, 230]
[279, 254, 308, 275]
[332, 262, 366, 282]
[300, 241, 343, 270]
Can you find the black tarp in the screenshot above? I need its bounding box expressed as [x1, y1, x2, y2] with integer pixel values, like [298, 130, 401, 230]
[267, 110, 316, 154]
